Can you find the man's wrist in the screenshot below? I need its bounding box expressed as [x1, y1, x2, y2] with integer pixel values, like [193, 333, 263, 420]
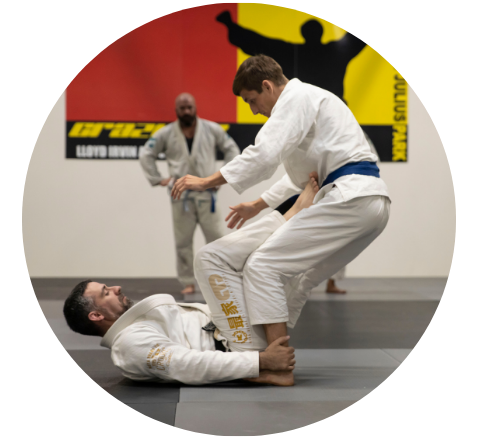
[253, 197, 269, 211]
[258, 351, 270, 370]
[204, 171, 227, 190]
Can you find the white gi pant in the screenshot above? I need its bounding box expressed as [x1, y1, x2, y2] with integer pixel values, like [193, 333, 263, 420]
[172, 190, 223, 286]
[330, 266, 346, 281]
[196, 185, 390, 342]
[194, 212, 286, 352]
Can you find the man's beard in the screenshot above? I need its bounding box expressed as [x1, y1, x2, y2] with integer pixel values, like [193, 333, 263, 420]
[121, 296, 134, 312]
[117, 295, 135, 318]
[178, 114, 196, 127]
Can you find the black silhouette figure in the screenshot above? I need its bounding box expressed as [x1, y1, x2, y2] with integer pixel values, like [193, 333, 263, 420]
[217, 11, 366, 102]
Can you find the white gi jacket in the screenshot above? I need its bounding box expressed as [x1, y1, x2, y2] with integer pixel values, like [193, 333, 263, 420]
[139, 118, 240, 186]
[220, 79, 390, 208]
[100, 294, 259, 385]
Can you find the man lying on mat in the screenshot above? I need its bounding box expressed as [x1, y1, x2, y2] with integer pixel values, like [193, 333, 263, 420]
[63, 176, 319, 386]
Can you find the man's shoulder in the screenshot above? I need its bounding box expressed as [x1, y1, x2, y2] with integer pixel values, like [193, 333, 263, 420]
[199, 118, 224, 132]
[288, 78, 326, 96]
[152, 121, 176, 138]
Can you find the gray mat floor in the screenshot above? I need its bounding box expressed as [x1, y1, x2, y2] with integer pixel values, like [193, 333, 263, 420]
[33, 277, 444, 435]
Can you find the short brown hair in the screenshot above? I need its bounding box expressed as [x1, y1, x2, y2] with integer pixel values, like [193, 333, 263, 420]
[232, 55, 287, 96]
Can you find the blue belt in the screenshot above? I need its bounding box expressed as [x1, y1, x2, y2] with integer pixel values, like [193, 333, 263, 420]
[322, 161, 380, 187]
[183, 189, 217, 213]
[275, 161, 380, 214]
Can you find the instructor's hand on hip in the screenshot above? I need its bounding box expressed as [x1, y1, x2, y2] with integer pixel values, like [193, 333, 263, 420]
[225, 201, 261, 229]
[259, 336, 296, 371]
[171, 175, 206, 199]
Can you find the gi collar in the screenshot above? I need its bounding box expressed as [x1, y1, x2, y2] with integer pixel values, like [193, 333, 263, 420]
[100, 294, 211, 349]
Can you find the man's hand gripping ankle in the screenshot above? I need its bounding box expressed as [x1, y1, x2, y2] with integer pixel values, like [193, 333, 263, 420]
[259, 335, 296, 371]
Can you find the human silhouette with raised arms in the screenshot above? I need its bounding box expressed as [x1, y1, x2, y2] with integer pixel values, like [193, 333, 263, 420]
[217, 10, 366, 102]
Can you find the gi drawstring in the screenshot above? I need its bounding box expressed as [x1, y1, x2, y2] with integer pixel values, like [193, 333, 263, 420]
[182, 189, 216, 213]
[183, 190, 192, 212]
[207, 188, 216, 213]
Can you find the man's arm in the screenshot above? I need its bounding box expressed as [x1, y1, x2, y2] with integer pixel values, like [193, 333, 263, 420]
[219, 86, 320, 195]
[112, 325, 294, 385]
[139, 128, 169, 186]
[173, 86, 319, 200]
[171, 170, 226, 199]
[111, 324, 258, 385]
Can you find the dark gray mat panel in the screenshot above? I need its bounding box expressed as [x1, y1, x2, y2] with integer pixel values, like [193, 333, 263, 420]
[107, 379, 180, 403]
[126, 403, 177, 428]
[289, 301, 439, 349]
[66, 350, 180, 403]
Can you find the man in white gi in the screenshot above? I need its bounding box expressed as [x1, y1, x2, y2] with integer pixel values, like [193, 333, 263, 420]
[139, 93, 240, 295]
[229, 118, 381, 296]
[63, 179, 320, 386]
[171, 55, 391, 350]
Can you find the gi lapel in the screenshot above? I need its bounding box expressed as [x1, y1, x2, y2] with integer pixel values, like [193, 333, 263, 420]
[188, 118, 202, 176]
[172, 120, 190, 166]
[100, 294, 211, 348]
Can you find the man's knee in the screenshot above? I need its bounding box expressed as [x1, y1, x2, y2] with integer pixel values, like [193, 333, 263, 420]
[193, 243, 216, 276]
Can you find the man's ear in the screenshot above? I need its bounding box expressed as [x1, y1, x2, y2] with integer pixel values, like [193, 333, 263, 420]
[88, 311, 104, 322]
[262, 80, 273, 93]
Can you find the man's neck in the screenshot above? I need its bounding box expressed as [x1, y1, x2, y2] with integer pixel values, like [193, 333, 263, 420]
[275, 80, 289, 99]
[98, 320, 114, 337]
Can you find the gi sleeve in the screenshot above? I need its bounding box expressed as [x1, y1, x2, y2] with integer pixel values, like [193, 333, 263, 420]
[139, 127, 167, 186]
[213, 124, 240, 164]
[220, 86, 320, 194]
[261, 173, 302, 210]
[111, 324, 259, 385]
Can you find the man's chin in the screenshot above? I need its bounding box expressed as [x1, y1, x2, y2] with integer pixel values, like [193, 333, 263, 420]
[121, 295, 134, 310]
[179, 117, 195, 126]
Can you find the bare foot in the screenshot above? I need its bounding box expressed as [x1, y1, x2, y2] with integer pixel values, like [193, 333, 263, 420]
[326, 279, 347, 294]
[244, 370, 295, 386]
[181, 284, 195, 295]
[284, 173, 319, 221]
[295, 172, 319, 210]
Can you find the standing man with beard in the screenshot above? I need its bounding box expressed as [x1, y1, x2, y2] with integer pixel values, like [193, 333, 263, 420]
[139, 93, 240, 295]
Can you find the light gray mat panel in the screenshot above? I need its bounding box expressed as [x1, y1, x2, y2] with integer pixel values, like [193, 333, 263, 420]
[294, 349, 401, 367]
[179, 366, 395, 402]
[382, 349, 412, 363]
[175, 401, 355, 435]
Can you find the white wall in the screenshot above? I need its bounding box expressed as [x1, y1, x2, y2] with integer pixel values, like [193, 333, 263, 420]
[23, 87, 455, 277]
